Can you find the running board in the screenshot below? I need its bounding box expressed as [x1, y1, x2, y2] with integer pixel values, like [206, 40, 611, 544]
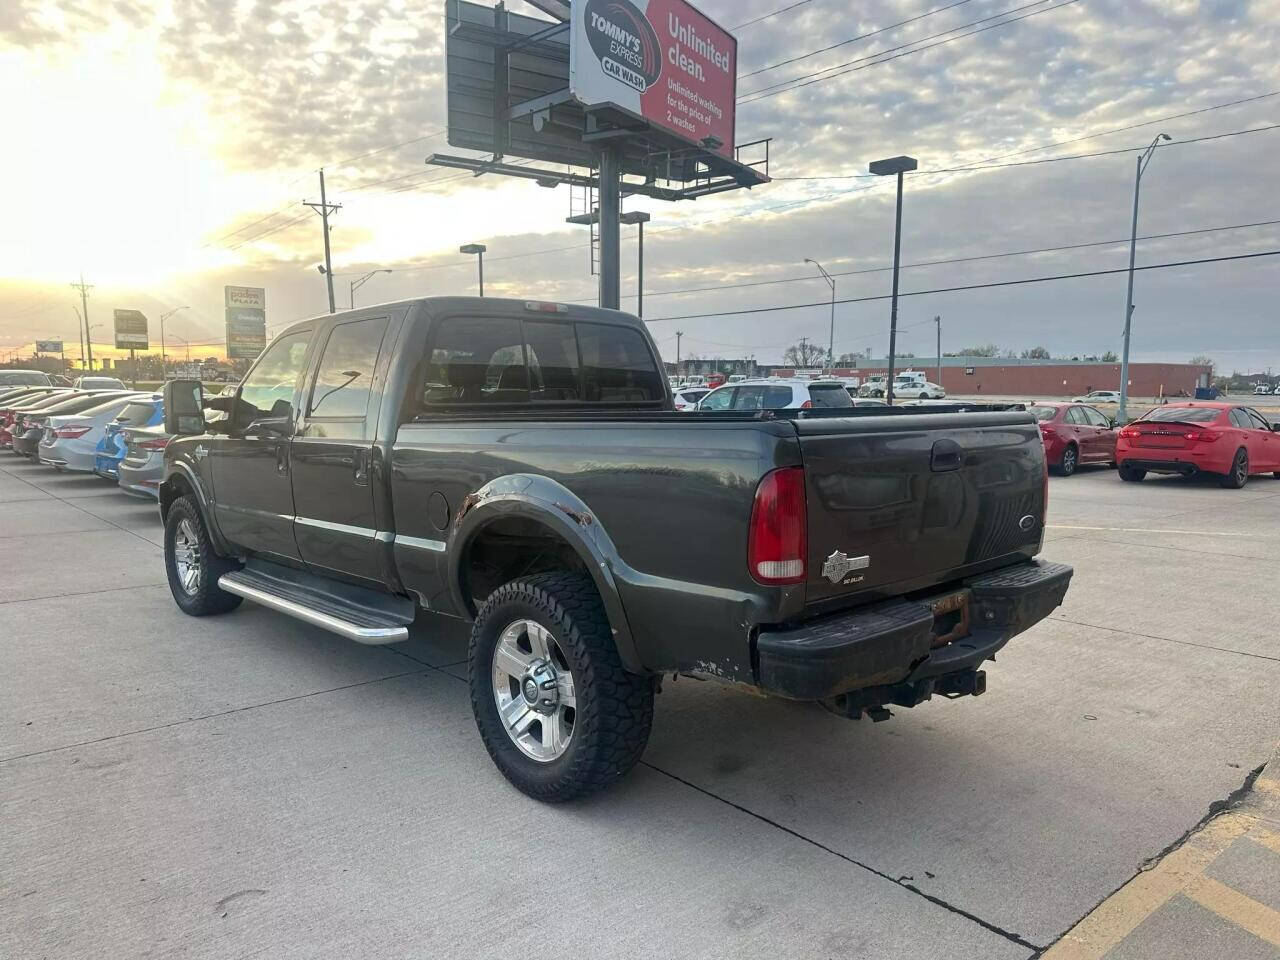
[218, 563, 414, 645]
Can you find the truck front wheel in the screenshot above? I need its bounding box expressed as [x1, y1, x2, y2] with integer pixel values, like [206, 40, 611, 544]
[468, 572, 654, 802]
[164, 496, 242, 616]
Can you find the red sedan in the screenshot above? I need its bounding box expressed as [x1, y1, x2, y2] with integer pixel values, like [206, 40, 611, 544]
[1116, 402, 1280, 488]
[1029, 403, 1117, 476]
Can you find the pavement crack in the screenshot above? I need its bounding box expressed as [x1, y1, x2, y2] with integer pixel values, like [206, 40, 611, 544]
[0, 582, 169, 606]
[640, 760, 1044, 953]
[0, 669, 426, 765]
[1029, 762, 1269, 958]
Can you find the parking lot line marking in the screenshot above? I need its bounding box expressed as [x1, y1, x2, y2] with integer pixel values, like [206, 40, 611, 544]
[1049, 615, 1280, 664]
[1184, 873, 1280, 947]
[1251, 831, 1280, 857]
[1047, 524, 1275, 538]
[1041, 813, 1254, 960]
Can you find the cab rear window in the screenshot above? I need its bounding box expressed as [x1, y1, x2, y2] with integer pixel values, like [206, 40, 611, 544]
[421, 316, 664, 408]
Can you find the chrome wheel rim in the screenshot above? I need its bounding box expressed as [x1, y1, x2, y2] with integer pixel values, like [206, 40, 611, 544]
[1063, 448, 1076, 472]
[491, 619, 576, 763]
[1236, 453, 1248, 484]
[172, 519, 202, 596]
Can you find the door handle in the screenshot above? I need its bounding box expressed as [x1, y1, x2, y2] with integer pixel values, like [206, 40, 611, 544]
[353, 447, 370, 485]
[275, 443, 289, 475]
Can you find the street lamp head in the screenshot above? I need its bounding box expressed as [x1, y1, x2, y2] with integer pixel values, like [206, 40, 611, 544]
[316, 265, 328, 275]
[619, 211, 651, 225]
[869, 155, 919, 176]
[1159, 133, 1172, 142]
[459, 243, 487, 255]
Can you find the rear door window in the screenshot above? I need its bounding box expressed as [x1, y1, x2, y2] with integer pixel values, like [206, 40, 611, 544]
[808, 384, 853, 408]
[699, 387, 735, 411]
[1065, 407, 1087, 425]
[306, 317, 390, 438]
[1229, 409, 1252, 429]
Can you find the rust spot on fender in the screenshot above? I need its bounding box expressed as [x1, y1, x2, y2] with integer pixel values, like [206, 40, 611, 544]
[555, 503, 594, 526]
[457, 493, 483, 523]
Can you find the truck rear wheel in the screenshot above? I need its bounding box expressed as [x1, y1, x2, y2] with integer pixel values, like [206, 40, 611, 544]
[468, 572, 654, 802]
[164, 496, 243, 616]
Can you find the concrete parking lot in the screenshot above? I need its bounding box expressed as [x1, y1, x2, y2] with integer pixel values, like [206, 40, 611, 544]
[3, 456, 1279, 958]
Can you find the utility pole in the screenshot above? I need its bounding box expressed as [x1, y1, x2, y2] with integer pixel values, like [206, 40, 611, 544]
[70, 274, 93, 372]
[72, 306, 85, 373]
[934, 316, 942, 386]
[676, 330, 683, 375]
[1118, 134, 1172, 425]
[303, 170, 341, 313]
[799, 336, 808, 369]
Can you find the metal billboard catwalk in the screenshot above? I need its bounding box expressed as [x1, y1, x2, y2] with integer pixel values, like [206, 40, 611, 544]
[436, 0, 770, 309]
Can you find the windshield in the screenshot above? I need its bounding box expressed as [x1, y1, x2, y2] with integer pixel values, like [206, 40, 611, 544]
[1138, 406, 1221, 424]
[0, 371, 51, 386]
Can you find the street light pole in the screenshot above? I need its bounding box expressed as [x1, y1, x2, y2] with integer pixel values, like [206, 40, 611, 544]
[1118, 133, 1173, 425]
[158, 306, 188, 378]
[804, 259, 836, 367]
[870, 156, 918, 404]
[460, 244, 487, 296]
[349, 269, 393, 309]
[620, 211, 651, 317]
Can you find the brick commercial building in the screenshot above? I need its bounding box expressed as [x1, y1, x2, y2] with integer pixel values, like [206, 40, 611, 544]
[774, 358, 1212, 398]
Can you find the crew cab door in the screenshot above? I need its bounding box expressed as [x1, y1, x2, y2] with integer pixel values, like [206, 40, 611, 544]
[291, 315, 391, 585]
[210, 329, 313, 561]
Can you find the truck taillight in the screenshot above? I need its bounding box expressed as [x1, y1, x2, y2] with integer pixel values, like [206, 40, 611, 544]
[749, 467, 807, 585]
[54, 424, 91, 439]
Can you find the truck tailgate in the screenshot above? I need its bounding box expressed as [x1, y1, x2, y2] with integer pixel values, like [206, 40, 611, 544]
[793, 411, 1045, 610]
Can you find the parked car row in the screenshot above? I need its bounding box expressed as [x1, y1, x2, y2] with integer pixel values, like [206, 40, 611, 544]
[1029, 399, 1280, 488]
[0, 385, 172, 499]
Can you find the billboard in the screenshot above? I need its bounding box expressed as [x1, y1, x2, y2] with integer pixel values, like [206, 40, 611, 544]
[35, 340, 63, 353]
[224, 285, 267, 360]
[570, 0, 736, 160]
[113, 309, 149, 350]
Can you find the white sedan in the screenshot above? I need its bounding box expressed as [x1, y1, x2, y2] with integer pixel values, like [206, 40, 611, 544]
[1072, 390, 1122, 404]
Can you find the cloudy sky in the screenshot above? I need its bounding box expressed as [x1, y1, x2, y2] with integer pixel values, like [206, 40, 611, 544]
[1, 0, 1277, 372]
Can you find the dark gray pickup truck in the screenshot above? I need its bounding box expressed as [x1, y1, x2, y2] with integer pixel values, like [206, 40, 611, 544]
[159, 297, 1071, 801]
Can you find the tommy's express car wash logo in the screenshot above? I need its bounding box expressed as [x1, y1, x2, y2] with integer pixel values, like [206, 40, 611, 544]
[585, 0, 662, 93]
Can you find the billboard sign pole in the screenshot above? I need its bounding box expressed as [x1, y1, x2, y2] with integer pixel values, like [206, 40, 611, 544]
[440, 0, 769, 312]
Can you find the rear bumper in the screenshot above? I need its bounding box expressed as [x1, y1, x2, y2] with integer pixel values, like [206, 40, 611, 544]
[756, 559, 1073, 701]
[1119, 457, 1205, 476]
[117, 461, 162, 499]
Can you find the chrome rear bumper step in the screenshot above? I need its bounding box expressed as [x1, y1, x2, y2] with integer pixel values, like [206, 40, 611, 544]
[218, 567, 411, 645]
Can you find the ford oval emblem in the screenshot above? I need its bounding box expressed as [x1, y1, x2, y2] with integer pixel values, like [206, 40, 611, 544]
[1018, 515, 1037, 532]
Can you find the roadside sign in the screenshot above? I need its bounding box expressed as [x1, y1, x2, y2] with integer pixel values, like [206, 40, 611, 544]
[570, 0, 737, 160]
[113, 310, 149, 350]
[224, 286, 267, 360]
[35, 340, 63, 353]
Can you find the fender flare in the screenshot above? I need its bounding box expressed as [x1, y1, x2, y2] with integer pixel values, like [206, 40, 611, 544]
[160, 461, 230, 557]
[447, 474, 644, 674]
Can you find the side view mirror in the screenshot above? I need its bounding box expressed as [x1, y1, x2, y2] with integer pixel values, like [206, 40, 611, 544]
[1271, 423, 1280, 433]
[163, 379, 205, 436]
[1109, 418, 1117, 429]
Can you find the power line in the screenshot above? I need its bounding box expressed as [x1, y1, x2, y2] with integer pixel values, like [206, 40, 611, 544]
[775, 123, 1280, 180]
[965, 91, 1280, 166]
[741, 0, 973, 78]
[731, 0, 813, 31]
[646, 250, 1280, 323]
[739, 0, 1081, 104]
[567, 219, 1280, 303]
